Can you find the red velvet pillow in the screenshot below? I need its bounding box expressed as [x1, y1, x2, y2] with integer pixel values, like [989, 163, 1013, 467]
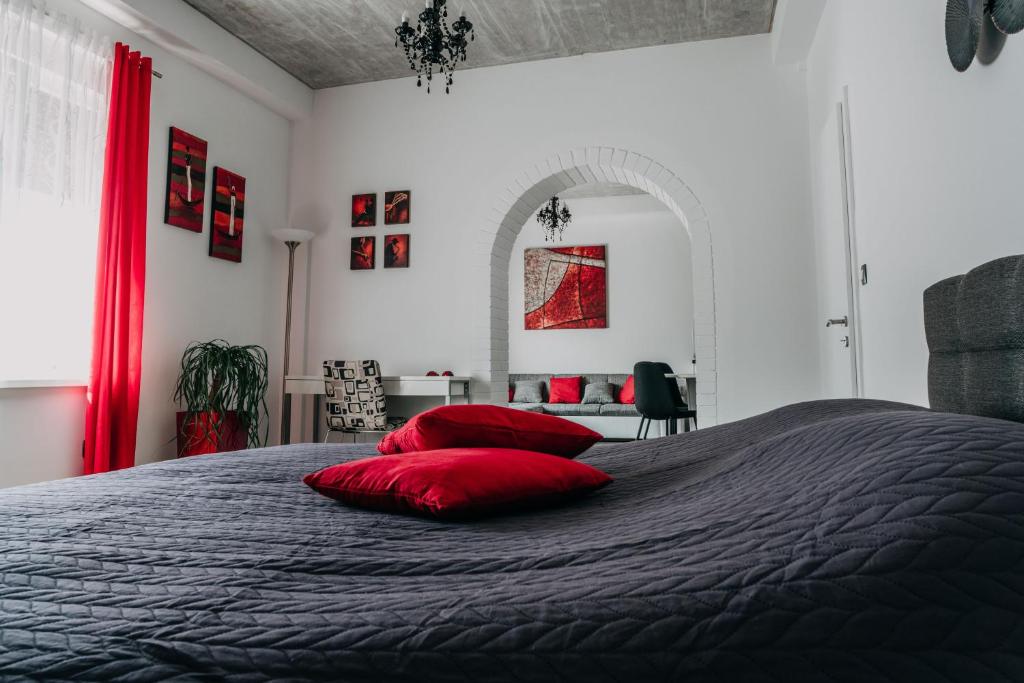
[378, 404, 601, 458]
[548, 376, 582, 404]
[619, 375, 635, 404]
[304, 448, 612, 520]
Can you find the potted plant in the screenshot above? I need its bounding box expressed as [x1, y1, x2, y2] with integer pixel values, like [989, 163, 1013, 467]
[173, 339, 269, 457]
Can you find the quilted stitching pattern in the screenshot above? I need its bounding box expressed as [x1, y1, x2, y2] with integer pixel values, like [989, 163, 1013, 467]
[1, 399, 1023, 681]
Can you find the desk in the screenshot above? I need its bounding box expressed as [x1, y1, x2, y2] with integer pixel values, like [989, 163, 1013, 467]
[283, 375, 471, 444]
[667, 373, 697, 408]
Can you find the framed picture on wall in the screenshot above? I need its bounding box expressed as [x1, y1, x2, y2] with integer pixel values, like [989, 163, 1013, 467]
[351, 193, 376, 227]
[384, 190, 410, 224]
[208, 166, 246, 263]
[163, 127, 207, 232]
[524, 245, 607, 330]
[351, 236, 375, 270]
[383, 234, 409, 268]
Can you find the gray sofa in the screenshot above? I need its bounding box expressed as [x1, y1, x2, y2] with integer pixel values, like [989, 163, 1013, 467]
[508, 374, 691, 441]
[508, 373, 641, 417]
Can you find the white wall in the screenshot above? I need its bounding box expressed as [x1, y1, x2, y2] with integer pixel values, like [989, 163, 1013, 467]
[804, 0, 1024, 406]
[290, 34, 822, 425]
[508, 194, 694, 375]
[0, 0, 298, 486]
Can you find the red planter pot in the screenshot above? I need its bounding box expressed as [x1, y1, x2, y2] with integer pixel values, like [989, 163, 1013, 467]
[175, 411, 247, 457]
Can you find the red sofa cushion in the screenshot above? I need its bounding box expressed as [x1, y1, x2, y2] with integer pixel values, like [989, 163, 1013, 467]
[619, 375, 635, 404]
[378, 404, 601, 458]
[304, 448, 612, 520]
[548, 376, 582, 404]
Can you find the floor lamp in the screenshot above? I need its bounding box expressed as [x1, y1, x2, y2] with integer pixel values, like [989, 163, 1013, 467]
[271, 228, 315, 445]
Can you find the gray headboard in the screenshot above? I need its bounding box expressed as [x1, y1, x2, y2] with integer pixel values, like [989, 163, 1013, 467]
[924, 254, 1024, 423]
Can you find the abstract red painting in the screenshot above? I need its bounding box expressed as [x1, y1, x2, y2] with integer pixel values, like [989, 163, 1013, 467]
[383, 234, 409, 268]
[164, 127, 207, 232]
[351, 236, 375, 270]
[352, 193, 376, 227]
[524, 245, 607, 330]
[384, 190, 410, 224]
[208, 167, 245, 262]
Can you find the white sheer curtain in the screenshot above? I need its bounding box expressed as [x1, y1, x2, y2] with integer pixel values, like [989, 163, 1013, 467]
[0, 0, 112, 382]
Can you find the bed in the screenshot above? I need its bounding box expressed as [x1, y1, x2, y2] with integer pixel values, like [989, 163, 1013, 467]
[2, 256, 1023, 682]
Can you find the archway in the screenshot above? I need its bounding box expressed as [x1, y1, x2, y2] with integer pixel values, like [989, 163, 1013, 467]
[473, 146, 719, 427]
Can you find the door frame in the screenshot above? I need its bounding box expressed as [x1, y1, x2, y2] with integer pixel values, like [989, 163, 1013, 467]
[836, 86, 865, 397]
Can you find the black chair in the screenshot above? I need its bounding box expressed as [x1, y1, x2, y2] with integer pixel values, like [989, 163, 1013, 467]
[633, 361, 697, 439]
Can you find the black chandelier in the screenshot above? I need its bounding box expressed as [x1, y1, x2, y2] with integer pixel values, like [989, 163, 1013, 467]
[536, 196, 573, 242]
[395, 0, 474, 94]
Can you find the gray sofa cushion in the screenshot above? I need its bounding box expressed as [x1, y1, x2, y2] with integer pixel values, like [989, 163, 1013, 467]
[507, 402, 544, 413]
[599, 403, 640, 417]
[542, 403, 601, 416]
[582, 382, 615, 404]
[512, 380, 545, 403]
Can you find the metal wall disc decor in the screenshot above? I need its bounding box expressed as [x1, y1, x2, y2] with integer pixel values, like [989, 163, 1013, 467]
[946, 0, 983, 71]
[992, 0, 1024, 33]
[978, 2, 1008, 63]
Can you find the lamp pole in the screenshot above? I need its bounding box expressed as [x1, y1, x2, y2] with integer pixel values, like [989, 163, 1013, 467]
[279, 240, 301, 445]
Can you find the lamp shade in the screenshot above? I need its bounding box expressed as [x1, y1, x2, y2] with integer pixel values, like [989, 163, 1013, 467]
[271, 228, 316, 243]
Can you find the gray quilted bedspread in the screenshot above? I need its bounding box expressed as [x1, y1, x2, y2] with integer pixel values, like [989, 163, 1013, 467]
[2, 399, 1024, 682]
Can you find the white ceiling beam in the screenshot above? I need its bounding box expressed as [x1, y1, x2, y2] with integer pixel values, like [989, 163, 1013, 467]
[771, 0, 826, 67]
[78, 0, 314, 122]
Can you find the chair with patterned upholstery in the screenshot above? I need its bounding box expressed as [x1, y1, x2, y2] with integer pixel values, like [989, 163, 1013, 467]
[322, 360, 404, 443]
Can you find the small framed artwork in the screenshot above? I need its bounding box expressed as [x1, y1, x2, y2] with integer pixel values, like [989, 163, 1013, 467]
[383, 234, 409, 268]
[351, 193, 376, 227]
[164, 127, 207, 232]
[351, 236, 375, 270]
[208, 167, 245, 263]
[384, 190, 410, 224]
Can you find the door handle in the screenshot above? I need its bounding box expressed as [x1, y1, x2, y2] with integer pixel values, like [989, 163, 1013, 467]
[826, 316, 849, 328]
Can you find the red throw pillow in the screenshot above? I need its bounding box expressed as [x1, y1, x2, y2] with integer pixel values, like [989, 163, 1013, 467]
[619, 375, 635, 404]
[378, 404, 601, 458]
[548, 376, 582, 404]
[304, 448, 612, 520]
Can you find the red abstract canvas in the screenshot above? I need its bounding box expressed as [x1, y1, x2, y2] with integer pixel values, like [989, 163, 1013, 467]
[351, 236, 375, 270]
[384, 190, 410, 224]
[164, 127, 207, 232]
[384, 234, 409, 268]
[524, 245, 607, 330]
[352, 193, 376, 227]
[208, 167, 245, 263]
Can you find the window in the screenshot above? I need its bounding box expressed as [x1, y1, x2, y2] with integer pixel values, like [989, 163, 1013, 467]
[0, 1, 112, 383]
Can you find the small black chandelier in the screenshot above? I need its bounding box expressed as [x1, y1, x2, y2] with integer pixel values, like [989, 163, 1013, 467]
[536, 196, 573, 242]
[395, 0, 474, 94]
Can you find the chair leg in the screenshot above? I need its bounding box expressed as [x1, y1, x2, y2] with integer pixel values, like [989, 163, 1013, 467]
[693, 416, 697, 430]
[323, 429, 332, 444]
[636, 418, 646, 441]
[684, 418, 690, 433]
[643, 420, 652, 439]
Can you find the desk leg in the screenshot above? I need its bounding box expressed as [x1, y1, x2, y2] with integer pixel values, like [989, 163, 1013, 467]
[313, 395, 321, 443]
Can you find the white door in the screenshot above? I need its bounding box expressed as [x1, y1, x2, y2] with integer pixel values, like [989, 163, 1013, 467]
[814, 93, 862, 398]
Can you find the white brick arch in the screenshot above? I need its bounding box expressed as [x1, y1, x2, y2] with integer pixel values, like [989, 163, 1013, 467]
[473, 146, 719, 427]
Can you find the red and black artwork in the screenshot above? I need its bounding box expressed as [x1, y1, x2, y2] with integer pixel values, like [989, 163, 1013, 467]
[164, 127, 207, 232]
[524, 245, 607, 330]
[208, 167, 245, 263]
[384, 190, 410, 224]
[352, 193, 377, 227]
[351, 236, 376, 270]
[384, 234, 409, 268]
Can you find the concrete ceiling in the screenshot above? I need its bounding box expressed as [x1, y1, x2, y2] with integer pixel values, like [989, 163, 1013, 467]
[180, 0, 778, 89]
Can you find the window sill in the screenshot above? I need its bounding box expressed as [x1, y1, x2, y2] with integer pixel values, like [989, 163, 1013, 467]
[0, 379, 88, 390]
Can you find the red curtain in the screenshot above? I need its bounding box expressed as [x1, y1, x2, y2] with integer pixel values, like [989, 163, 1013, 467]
[84, 43, 152, 475]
